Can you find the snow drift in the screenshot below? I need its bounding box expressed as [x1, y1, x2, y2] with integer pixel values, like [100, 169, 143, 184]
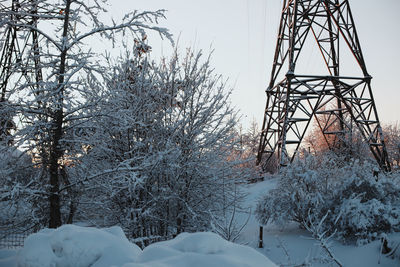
[128, 231, 276, 267]
[16, 225, 141, 267]
[8, 225, 276, 267]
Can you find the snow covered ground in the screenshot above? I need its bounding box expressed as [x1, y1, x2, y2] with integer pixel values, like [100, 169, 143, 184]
[237, 178, 400, 267]
[0, 225, 275, 267]
[1, 178, 399, 266]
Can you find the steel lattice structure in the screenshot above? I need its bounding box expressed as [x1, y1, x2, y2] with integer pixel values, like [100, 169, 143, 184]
[1, 0, 40, 99]
[0, 0, 43, 140]
[257, 0, 390, 171]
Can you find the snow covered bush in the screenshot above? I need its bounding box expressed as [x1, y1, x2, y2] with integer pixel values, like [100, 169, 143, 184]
[332, 172, 400, 243]
[256, 153, 342, 226]
[256, 152, 400, 244]
[0, 146, 45, 233]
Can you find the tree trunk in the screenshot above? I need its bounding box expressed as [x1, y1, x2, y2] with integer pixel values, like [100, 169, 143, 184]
[48, 0, 71, 228]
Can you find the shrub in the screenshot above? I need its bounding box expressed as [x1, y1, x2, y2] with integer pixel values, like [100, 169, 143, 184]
[256, 153, 400, 244]
[333, 174, 400, 243]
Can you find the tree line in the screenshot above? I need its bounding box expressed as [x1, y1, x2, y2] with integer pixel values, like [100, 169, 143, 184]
[0, 0, 257, 244]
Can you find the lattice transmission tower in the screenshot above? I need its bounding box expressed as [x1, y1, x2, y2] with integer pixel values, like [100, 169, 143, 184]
[0, 0, 43, 141]
[256, 0, 390, 171]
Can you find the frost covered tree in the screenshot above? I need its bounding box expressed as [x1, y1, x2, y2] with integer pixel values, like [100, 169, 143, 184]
[383, 123, 400, 169]
[0, 0, 170, 228]
[240, 120, 262, 174]
[73, 46, 248, 244]
[225, 120, 261, 181]
[303, 104, 369, 162]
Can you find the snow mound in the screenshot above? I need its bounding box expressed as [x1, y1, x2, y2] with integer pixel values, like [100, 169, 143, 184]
[16, 225, 141, 267]
[12, 226, 276, 267]
[0, 249, 17, 267]
[129, 232, 276, 267]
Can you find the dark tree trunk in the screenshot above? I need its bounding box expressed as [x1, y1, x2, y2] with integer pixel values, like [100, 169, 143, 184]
[176, 201, 183, 235]
[176, 217, 182, 235]
[48, 0, 71, 228]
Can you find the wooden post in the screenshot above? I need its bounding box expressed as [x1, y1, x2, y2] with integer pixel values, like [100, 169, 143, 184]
[258, 226, 263, 248]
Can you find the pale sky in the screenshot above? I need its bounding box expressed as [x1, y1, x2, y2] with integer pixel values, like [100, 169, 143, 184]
[108, 0, 400, 129]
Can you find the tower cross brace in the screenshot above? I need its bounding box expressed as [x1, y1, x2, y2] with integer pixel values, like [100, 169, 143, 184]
[257, 0, 390, 171]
